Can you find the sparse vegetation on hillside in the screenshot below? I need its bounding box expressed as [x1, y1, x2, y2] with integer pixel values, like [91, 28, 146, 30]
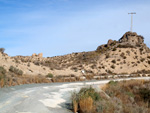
[117, 44, 135, 48]
[7, 31, 150, 77]
[0, 74, 51, 88]
[0, 32, 150, 88]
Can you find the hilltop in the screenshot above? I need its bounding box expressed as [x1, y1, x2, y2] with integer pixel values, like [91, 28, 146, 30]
[0, 31, 150, 87]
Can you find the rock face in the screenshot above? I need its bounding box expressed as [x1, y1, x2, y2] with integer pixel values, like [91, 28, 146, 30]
[119, 32, 144, 46]
[96, 32, 145, 52]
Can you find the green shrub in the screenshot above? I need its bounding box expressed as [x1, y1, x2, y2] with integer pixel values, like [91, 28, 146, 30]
[120, 52, 125, 57]
[112, 48, 116, 51]
[126, 92, 135, 98]
[107, 70, 113, 74]
[140, 58, 145, 62]
[71, 87, 101, 102]
[9, 66, 23, 75]
[111, 60, 116, 64]
[111, 65, 115, 69]
[108, 81, 118, 86]
[126, 50, 130, 54]
[71, 86, 101, 113]
[46, 73, 53, 78]
[140, 48, 144, 52]
[0, 66, 6, 74]
[78, 87, 101, 101]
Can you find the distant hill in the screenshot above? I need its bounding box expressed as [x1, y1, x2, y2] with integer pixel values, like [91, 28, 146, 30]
[1, 31, 150, 87]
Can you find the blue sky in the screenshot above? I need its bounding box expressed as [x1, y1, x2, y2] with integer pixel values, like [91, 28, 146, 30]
[0, 0, 150, 57]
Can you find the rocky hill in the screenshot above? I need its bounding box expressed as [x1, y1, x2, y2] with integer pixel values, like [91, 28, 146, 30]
[0, 31, 150, 87]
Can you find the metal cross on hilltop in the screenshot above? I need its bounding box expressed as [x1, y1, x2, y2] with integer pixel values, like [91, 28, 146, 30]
[128, 12, 136, 32]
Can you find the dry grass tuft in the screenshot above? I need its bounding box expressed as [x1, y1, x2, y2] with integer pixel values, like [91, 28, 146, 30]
[79, 97, 93, 113]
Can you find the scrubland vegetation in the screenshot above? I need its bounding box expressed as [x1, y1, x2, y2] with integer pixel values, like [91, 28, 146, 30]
[0, 66, 50, 88]
[0, 75, 50, 88]
[71, 80, 150, 113]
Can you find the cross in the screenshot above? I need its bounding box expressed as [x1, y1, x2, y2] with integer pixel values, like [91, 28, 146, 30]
[128, 12, 136, 32]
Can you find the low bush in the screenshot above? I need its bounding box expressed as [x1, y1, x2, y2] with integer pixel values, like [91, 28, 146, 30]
[111, 65, 115, 69]
[126, 50, 130, 55]
[120, 52, 125, 57]
[105, 53, 110, 59]
[111, 60, 116, 64]
[112, 48, 116, 51]
[90, 65, 96, 69]
[71, 67, 78, 72]
[0, 66, 6, 75]
[73, 87, 101, 102]
[34, 61, 40, 66]
[140, 48, 144, 52]
[46, 73, 53, 78]
[140, 58, 145, 62]
[108, 80, 118, 86]
[107, 70, 113, 74]
[9, 66, 23, 75]
[71, 87, 100, 113]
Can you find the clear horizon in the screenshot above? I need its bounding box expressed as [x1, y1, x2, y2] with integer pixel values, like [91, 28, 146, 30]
[0, 0, 150, 57]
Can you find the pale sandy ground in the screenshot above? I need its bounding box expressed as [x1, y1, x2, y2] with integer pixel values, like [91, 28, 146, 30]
[0, 77, 150, 113]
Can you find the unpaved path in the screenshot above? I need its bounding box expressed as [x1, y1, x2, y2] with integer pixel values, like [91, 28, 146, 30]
[0, 77, 150, 113]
